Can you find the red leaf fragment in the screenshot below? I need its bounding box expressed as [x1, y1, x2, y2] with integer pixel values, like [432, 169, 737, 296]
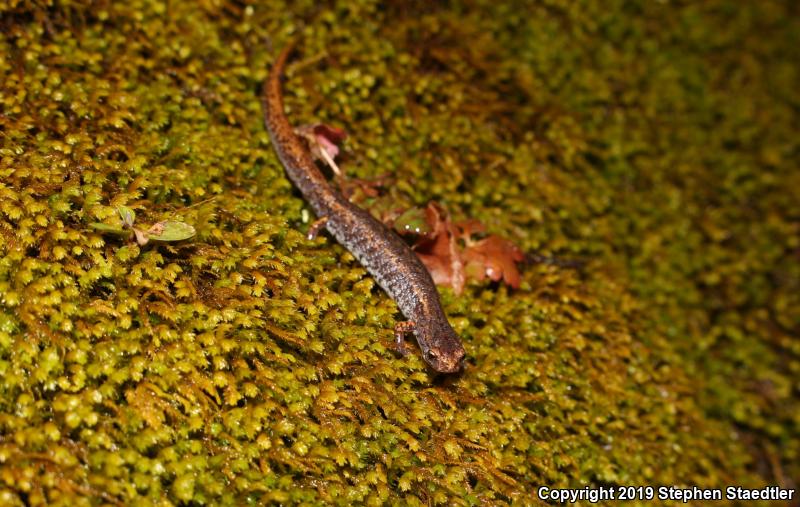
[455, 219, 486, 243]
[402, 203, 525, 293]
[413, 203, 465, 294]
[312, 124, 347, 154]
[462, 234, 525, 289]
[296, 123, 348, 176]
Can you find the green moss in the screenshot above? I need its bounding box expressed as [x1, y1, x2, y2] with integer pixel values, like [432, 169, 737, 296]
[0, 0, 797, 505]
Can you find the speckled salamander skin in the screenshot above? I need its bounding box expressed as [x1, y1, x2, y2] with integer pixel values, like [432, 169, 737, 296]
[261, 42, 466, 373]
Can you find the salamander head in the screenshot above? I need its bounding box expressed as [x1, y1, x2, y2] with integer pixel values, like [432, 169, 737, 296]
[417, 321, 466, 374]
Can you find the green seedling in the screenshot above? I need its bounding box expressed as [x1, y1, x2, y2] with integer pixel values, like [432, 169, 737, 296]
[393, 206, 431, 235]
[90, 206, 196, 246]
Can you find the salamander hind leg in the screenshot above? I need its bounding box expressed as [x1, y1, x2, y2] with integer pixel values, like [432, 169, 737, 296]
[393, 321, 416, 356]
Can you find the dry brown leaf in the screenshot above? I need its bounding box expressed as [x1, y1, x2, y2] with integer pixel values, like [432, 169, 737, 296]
[413, 203, 465, 294]
[462, 234, 525, 289]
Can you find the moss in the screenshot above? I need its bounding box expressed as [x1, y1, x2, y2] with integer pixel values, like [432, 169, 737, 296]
[0, 0, 797, 505]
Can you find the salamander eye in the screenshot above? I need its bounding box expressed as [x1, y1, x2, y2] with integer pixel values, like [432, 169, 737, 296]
[424, 349, 439, 363]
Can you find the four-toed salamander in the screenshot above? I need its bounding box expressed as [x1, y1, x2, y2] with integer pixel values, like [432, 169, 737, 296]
[261, 42, 466, 373]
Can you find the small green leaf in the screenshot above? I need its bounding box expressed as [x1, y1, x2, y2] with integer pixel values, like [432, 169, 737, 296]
[147, 221, 196, 242]
[89, 223, 127, 234]
[394, 207, 431, 235]
[117, 206, 136, 227]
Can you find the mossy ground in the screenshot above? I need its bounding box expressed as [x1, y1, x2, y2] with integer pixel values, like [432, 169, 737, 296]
[0, 0, 797, 505]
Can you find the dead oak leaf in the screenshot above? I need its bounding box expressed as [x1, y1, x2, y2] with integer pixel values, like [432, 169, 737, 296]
[462, 234, 525, 289]
[412, 203, 465, 294]
[401, 203, 525, 292]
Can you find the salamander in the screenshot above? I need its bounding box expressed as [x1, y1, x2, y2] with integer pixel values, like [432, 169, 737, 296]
[261, 41, 466, 373]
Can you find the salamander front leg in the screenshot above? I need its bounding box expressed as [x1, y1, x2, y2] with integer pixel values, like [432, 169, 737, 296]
[307, 216, 329, 240]
[393, 320, 415, 356]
